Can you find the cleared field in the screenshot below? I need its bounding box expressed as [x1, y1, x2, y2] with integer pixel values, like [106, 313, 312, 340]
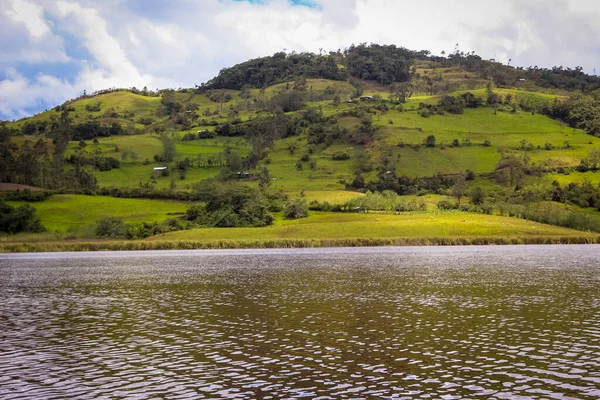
[7, 195, 190, 232]
[300, 190, 364, 203]
[544, 171, 600, 186]
[375, 107, 600, 176]
[151, 212, 592, 242]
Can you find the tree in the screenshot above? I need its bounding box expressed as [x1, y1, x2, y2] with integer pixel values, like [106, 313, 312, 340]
[293, 77, 308, 91]
[332, 94, 341, 106]
[258, 167, 271, 189]
[451, 175, 468, 204]
[470, 186, 486, 205]
[284, 199, 308, 219]
[587, 148, 600, 170]
[95, 216, 127, 238]
[161, 133, 177, 162]
[424, 135, 436, 147]
[0, 201, 45, 234]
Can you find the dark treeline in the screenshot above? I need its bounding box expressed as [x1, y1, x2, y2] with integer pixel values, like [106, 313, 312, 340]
[0, 115, 98, 190]
[199, 43, 600, 95]
[0, 200, 45, 234]
[345, 170, 457, 195]
[199, 44, 415, 90]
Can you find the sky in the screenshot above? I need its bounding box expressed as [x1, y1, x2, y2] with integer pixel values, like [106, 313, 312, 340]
[1, 0, 600, 120]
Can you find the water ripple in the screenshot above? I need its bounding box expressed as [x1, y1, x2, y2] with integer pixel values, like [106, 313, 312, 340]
[1, 245, 599, 399]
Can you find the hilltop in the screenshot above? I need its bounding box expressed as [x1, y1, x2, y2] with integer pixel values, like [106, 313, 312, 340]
[2, 43, 600, 249]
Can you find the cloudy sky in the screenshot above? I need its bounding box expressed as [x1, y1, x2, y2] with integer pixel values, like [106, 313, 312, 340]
[1, 0, 599, 120]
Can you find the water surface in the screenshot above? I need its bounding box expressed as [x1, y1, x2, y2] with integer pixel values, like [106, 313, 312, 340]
[1, 246, 599, 399]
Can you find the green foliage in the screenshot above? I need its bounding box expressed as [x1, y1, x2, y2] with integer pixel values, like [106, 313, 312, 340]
[0, 201, 45, 233]
[424, 135, 436, 147]
[284, 199, 309, 219]
[95, 216, 127, 237]
[161, 133, 177, 162]
[186, 180, 276, 227]
[437, 200, 459, 210]
[345, 44, 411, 85]
[438, 96, 465, 114]
[268, 92, 305, 112]
[470, 186, 486, 205]
[346, 191, 426, 212]
[451, 175, 468, 203]
[158, 91, 182, 116]
[332, 150, 351, 160]
[201, 51, 344, 90]
[85, 102, 101, 112]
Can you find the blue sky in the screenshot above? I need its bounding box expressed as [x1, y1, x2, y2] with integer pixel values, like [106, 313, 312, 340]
[1, 0, 600, 120]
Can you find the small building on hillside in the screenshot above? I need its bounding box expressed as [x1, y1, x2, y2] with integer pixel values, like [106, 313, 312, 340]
[360, 96, 373, 101]
[153, 167, 168, 171]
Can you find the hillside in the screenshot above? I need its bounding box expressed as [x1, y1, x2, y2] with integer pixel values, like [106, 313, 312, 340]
[3, 44, 600, 248]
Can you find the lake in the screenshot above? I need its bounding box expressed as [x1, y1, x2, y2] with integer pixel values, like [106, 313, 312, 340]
[1, 246, 599, 399]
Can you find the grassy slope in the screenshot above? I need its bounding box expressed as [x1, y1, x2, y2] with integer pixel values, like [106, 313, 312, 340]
[10, 73, 600, 191]
[8, 195, 189, 232]
[152, 212, 595, 242]
[5, 72, 600, 250]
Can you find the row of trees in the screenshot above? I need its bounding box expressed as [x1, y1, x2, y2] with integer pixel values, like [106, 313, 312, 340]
[0, 115, 98, 190]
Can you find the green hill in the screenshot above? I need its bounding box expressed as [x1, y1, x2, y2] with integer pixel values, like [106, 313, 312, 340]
[3, 44, 600, 249]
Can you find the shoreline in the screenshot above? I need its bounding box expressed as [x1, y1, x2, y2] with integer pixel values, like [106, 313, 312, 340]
[2, 235, 599, 253]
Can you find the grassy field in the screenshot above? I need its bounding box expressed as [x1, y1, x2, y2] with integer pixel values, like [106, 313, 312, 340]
[2, 211, 597, 253]
[151, 212, 594, 242]
[7, 195, 190, 233]
[9, 76, 600, 192]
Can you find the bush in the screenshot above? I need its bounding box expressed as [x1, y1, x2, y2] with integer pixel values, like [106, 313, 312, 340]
[0, 201, 45, 234]
[424, 135, 436, 148]
[198, 130, 215, 139]
[284, 199, 309, 219]
[470, 186, 486, 205]
[85, 102, 101, 112]
[138, 116, 154, 125]
[419, 109, 431, 118]
[95, 216, 127, 238]
[438, 95, 465, 114]
[332, 151, 351, 160]
[483, 139, 491, 147]
[437, 200, 459, 210]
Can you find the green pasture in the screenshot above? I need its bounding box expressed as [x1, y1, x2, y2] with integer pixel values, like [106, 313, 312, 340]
[7, 194, 189, 233]
[152, 212, 593, 242]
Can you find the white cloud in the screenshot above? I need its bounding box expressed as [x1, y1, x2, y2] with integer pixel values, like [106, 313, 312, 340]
[0, 69, 79, 120]
[4, 0, 50, 39]
[2, 0, 600, 119]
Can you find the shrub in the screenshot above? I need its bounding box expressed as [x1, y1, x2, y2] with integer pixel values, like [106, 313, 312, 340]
[483, 139, 491, 147]
[284, 199, 309, 219]
[138, 116, 154, 125]
[437, 200, 459, 210]
[419, 109, 431, 118]
[438, 95, 465, 114]
[470, 186, 486, 205]
[424, 135, 436, 148]
[0, 201, 45, 233]
[95, 216, 127, 238]
[85, 102, 101, 112]
[332, 151, 351, 160]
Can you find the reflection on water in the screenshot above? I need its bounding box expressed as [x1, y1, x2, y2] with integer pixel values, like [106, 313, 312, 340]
[1, 245, 599, 399]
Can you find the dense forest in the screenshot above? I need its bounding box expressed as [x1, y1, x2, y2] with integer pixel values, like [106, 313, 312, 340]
[198, 43, 600, 95]
[199, 44, 415, 90]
